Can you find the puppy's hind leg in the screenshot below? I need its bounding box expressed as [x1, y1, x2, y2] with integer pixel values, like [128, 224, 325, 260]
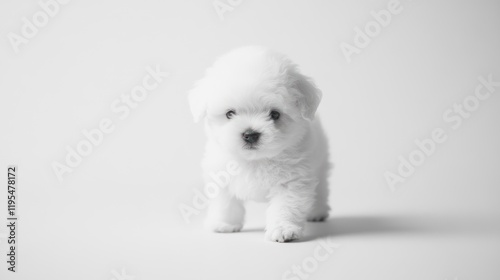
[205, 189, 245, 233]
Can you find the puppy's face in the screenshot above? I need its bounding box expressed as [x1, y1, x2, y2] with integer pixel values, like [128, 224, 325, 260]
[189, 47, 322, 160]
[204, 87, 308, 160]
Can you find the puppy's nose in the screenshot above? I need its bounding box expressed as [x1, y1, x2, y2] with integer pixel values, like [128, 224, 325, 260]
[242, 130, 261, 144]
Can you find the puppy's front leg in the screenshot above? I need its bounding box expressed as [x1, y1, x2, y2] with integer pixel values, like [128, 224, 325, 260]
[205, 189, 245, 233]
[265, 182, 314, 242]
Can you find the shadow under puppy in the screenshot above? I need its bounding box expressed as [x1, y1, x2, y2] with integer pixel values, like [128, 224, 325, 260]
[188, 46, 331, 242]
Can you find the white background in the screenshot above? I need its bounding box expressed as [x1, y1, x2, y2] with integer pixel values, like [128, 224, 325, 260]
[1, 0, 500, 279]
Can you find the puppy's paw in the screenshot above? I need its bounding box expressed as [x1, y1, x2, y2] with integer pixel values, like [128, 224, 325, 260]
[307, 213, 329, 222]
[265, 223, 303, 243]
[206, 222, 243, 233]
[307, 206, 330, 222]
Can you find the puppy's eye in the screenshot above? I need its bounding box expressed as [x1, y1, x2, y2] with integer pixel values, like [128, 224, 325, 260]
[270, 110, 280, 121]
[226, 110, 236, 119]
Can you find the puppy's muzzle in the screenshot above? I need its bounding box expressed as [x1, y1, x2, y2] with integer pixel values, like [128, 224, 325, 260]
[242, 129, 261, 144]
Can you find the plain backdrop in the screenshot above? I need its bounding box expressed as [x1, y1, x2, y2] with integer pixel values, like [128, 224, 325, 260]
[1, 0, 499, 279]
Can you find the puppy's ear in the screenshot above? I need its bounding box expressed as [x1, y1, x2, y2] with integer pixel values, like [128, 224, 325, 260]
[290, 70, 322, 121]
[188, 79, 209, 123]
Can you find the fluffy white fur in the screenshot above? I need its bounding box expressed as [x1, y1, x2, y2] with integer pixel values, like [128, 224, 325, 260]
[189, 46, 331, 242]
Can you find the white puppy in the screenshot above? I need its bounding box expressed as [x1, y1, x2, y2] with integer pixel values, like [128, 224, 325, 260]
[188, 46, 331, 242]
